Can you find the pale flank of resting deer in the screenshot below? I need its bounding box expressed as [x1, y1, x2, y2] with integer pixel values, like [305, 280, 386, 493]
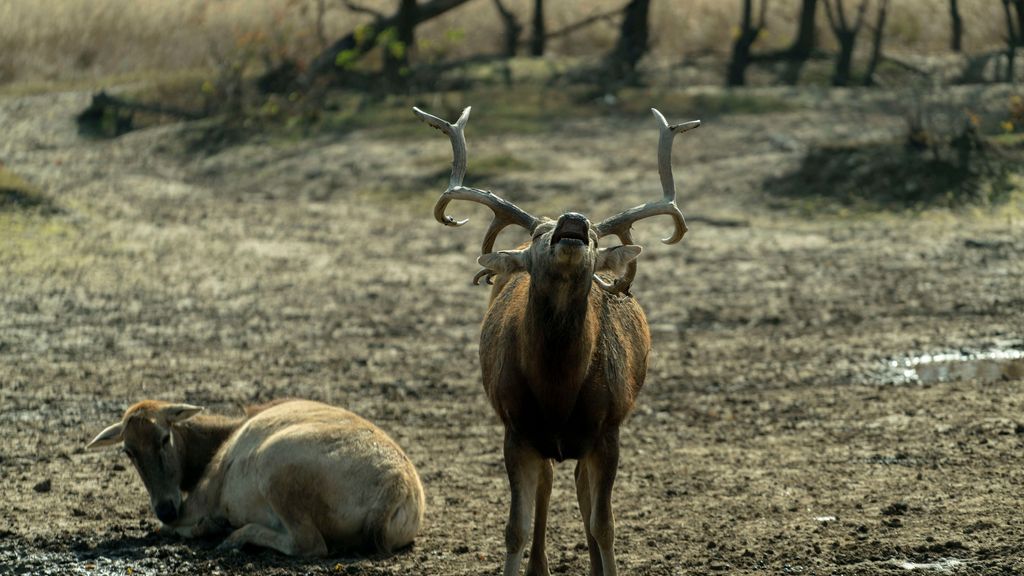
[87, 399, 425, 557]
[414, 106, 699, 576]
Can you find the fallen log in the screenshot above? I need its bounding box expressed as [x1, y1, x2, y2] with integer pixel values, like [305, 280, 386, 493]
[76, 91, 204, 137]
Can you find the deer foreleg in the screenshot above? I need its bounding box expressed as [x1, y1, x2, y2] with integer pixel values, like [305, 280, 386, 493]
[502, 431, 546, 576]
[584, 434, 620, 576]
[526, 458, 553, 576]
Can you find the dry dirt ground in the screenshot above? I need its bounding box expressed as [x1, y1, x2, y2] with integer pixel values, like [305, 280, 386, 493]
[1, 86, 1023, 576]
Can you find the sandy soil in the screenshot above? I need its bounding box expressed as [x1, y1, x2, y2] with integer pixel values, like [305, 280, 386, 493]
[1, 87, 1023, 575]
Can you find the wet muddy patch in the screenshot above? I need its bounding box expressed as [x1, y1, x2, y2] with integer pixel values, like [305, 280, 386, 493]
[0, 534, 397, 576]
[892, 558, 965, 572]
[881, 345, 1024, 385]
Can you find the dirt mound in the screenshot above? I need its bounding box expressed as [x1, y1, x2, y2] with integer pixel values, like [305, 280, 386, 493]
[0, 166, 57, 212]
[765, 135, 1021, 209]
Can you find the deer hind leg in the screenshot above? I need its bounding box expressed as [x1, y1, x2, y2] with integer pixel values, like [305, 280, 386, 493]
[502, 431, 546, 576]
[218, 512, 328, 557]
[217, 465, 330, 557]
[525, 458, 553, 576]
[583, 435, 620, 576]
[574, 461, 603, 576]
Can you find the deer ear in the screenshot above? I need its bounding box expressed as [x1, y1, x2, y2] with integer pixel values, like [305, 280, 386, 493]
[478, 250, 528, 275]
[597, 245, 642, 275]
[157, 404, 204, 423]
[87, 422, 124, 449]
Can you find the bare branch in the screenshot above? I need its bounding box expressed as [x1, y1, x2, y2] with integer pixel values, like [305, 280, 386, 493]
[545, 8, 620, 41]
[851, 0, 870, 32]
[341, 0, 385, 19]
[757, 0, 769, 31]
[822, 0, 838, 32]
[300, 0, 474, 88]
[836, 0, 848, 31]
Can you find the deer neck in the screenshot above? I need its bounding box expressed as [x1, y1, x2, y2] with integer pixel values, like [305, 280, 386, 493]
[174, 414, 244, 493]
[523, 271, 595, 386]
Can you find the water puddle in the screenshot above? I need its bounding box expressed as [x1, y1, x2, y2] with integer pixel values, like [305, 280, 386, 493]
[884, 346, 1024, 385]
[892, 558, 964, 572]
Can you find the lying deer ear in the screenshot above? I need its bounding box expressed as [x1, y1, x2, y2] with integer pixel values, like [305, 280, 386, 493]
[157, 404, 204, 423]
[597, 245, 642, 275]
[87, 422, 124, 449]
[478, 250, 528, 275]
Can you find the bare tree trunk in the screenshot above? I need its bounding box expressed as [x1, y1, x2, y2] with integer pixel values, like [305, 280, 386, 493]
[727, 0, 768, 86]
[530, 0, 546, 56]
[492, 0, 522, 57]
[834, 34, 855, 85]
[314, 0, 328, 50]
[1004, 0, 1019, 81]
[787, 0, 818, 59]
[823, 0, 869, 87]
[863, 0, 888, 86]
[949, 0, 963, 52]
[298, 0, 473, 89]
[383, 0, 418, 85]
[606, 0, 651, 84]
[1016, 0, 1024, 47]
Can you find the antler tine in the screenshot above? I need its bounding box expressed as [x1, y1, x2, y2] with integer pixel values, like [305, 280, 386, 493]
[655, 109, 701, 207]
[592, 109, 699, 295]
[595, 108, 700, 245]
[413, 106, 471, 225]
[413, 106, 542, 254]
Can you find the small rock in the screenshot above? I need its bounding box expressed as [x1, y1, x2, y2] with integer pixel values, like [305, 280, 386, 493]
[33, 479, 51, 493]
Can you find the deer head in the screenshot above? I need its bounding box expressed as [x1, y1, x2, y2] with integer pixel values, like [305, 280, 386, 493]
[87, 401, 204, 524]
[413, 106, 699, 295]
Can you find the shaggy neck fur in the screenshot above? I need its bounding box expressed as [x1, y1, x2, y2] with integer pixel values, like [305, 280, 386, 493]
[524, 265, 594, 388]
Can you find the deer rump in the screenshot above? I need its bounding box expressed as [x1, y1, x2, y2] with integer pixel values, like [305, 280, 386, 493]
[205, 401, 423, 553]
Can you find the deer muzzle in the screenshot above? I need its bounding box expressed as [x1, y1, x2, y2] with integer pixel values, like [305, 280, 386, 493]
[550, 213, 590, 247]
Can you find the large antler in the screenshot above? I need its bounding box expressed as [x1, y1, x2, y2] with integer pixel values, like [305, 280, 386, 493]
[413, 106, 542, 258]
[593, 108, 700, 294]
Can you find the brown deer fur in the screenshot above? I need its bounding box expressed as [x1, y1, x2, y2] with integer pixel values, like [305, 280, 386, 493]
[477, 220, 647, 576]
[415, 105, 698, 576]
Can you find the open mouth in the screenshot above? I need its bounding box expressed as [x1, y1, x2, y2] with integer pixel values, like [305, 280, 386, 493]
[551, 219, 590, 247]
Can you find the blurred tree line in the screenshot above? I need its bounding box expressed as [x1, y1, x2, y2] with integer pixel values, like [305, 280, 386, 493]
[78, 0, 1024, 140]
[273, 0, 1024, 92]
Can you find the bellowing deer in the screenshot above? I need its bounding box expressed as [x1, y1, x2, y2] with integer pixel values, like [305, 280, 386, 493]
[87, 399, 425, 557]
[414, 106, 699, 576]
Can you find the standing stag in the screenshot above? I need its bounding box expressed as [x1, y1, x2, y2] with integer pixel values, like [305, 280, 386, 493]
[414, 106, 699, 576]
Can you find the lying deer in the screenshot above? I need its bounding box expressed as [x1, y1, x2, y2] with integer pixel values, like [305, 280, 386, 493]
[414, 106, 699, 576]
[87, 399, 425, 557]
